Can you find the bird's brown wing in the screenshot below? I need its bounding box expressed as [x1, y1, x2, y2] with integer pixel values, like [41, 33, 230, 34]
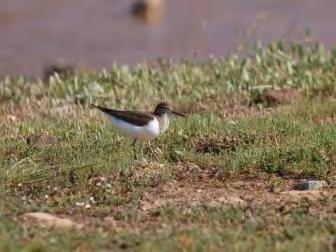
[92, 105, 154, 126]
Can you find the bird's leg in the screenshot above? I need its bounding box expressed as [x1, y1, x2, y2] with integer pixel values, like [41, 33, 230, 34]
[133, 140, 146, 163]
[140, 143, 145, 161]
[136, 142, 146, 164]
[132, 139, 138, 161]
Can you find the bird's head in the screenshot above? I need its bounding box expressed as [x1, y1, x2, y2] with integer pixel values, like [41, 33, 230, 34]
[153, 102, 185, 117]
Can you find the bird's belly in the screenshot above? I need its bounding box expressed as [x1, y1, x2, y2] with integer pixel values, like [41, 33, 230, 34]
[109, 117, 160, 141]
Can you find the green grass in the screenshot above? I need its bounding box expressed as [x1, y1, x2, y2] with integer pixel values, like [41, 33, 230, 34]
[0, 41, 335, 251]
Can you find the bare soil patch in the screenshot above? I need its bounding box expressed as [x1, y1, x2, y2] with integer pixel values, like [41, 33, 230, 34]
[20, 212, 83, 230]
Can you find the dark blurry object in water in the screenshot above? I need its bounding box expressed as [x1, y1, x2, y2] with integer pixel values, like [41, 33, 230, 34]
[249, 86, 301, 107]
[262, 88, 301, 107]
[131, 0, 165, 25]
[27, 132, 58, 147]
[43, 63, 75, 83]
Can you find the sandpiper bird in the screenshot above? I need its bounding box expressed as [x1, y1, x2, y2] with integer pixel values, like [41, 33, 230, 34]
[91, 102, 185, 159]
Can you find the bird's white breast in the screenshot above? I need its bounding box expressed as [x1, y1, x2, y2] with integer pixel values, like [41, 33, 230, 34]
[106, 115, 161, 141]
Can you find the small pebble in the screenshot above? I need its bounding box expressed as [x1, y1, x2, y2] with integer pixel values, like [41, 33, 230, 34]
[294, 180, 327, 191]
[75, 202, 85, 207]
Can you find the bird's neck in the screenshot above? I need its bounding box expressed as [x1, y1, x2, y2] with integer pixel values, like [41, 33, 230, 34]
[156, 113, 169, 133]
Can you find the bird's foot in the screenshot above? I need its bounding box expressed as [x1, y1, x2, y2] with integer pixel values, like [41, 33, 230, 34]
[147, 145, 159, 161]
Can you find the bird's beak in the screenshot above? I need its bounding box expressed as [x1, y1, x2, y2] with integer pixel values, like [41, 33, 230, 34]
[172, 110, 186, 117]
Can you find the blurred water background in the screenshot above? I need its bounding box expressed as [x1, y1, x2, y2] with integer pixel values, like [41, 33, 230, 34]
[0, 0, 335, 76]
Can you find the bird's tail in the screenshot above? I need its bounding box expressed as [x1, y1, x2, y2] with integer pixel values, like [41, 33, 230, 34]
[90, 104, 115, 115]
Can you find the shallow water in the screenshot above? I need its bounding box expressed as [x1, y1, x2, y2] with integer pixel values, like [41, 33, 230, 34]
[0, 0, 335, 76]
